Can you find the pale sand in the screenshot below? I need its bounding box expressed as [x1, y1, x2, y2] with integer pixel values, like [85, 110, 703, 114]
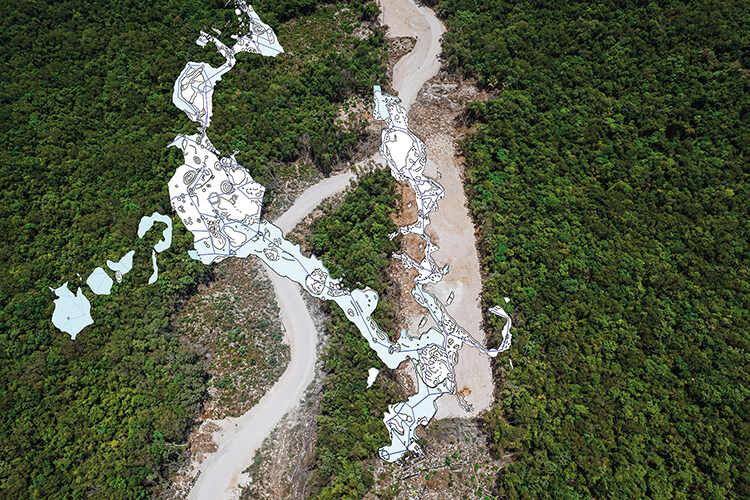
[425, 151, 493, 419]
[187, 271, 317, 499]
[385, 0, 494, 419]
[380, 0, 445, 110]
[274, 172, 356, 234]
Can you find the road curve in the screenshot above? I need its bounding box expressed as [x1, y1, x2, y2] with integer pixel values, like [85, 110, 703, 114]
[186, 173, 354, 500]
[187, 273, 318, 499]
[188, 2, 445, 498]
[381, 0, 445, 110]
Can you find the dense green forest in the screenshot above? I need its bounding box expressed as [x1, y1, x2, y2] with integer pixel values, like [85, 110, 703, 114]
[302, 170, 404, 499]
[427, 0, 749, 498]
[0, 0, 385, 496]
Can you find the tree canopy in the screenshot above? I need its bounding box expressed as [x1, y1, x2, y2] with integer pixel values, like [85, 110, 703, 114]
[300, 170, 404, 498]
[0, 0, 386, 496]
[428, 0, 749, 497]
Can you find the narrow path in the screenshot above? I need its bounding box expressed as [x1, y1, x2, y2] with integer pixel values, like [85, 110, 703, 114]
[188, 1, 446, 497]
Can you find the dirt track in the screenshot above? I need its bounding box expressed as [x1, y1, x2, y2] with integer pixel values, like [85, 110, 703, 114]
[380, 0, 445, 109]
[384, 0, 494, 419]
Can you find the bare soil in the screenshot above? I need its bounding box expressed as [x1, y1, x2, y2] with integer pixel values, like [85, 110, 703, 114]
[180, 1, 508, 497]
[239, 293, 330, 500]
[386, 261, 424, 337]
[401, 233, 425, 262]
[393, 181, 418, 227]
[166, 258, 289, 497]
[405, 72, 499, 419]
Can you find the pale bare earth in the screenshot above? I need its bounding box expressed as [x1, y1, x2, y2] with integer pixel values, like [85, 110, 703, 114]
[425, 152, 492, 419]
[183, 0, 442, 491]
[186, 268, 317, 500]
[383, 0, 495, 419]
[412, 78, 496, 419]
[183, 170, 372, 499]
[379, 0, 445, 110]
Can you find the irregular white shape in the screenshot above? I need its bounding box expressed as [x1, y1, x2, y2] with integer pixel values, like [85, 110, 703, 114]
[172, 2, 283, 129]
[488, 305, 513, 354]
[168, 135, 265, 263]
[504, 296, 510, 303]
[223, 225, 247, 247]
[173, 63, 212, 126]
[164, 0, 507, 482]
[419, 344, 451, 387]
[106, 250, 135, 276]
[86, 267, 113, 295]
[367, 367, 380, 388]
[372, 84, 512, 459]
[137, 212, 173, 253]
[235, 1, 285, 56]
[373, 85, 390, 120]
[50, 283, 93, 338]
[148, 250, 159, 285]
[380, 372, 442, 462]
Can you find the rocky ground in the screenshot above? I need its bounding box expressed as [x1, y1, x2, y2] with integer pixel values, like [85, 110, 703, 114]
[364, 418, 513, 500]
[404, 71, 504, 420]
[164, 258, 290, 497]
[386, 37, 417, 94]
[174, 258, 289, 420]
[365, 70, 514, 498]
[407, 71, 494, 162]
[169, 10, 508, 498]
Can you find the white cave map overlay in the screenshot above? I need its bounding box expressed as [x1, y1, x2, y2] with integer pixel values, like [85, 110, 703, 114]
[48, 0, 512, 461]
[166, 1, 512, 462]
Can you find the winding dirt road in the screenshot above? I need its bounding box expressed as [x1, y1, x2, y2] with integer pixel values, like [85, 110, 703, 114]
[188, 2, 448, 498]
[186, 174, 356, 500]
